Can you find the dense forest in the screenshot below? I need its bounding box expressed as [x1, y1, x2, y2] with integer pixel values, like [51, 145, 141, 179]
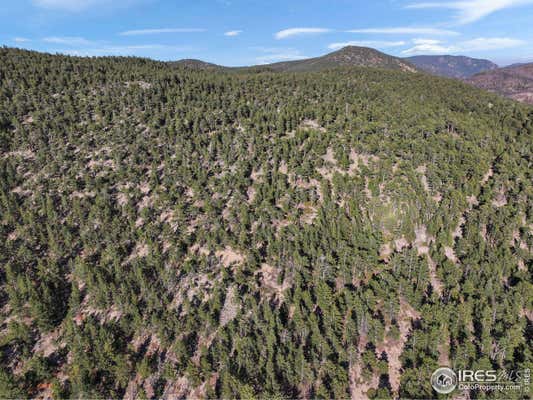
[0, 47, 531, 399]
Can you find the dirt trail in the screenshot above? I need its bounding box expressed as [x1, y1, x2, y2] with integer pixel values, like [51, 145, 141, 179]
[376, 298, 421, 395]
[349, 359, 379, 400]
[426, 254, 443, 296]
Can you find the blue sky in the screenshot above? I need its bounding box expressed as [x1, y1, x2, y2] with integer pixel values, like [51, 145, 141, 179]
[2, 0, 533, 66]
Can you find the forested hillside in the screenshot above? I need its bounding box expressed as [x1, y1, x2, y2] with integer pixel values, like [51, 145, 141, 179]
[170, 46, 418, 74]
[468, 63, 533, 104]
[406, 55, 498, 79]
[0, 47, 531, 399]
[254, 46, 418, 73]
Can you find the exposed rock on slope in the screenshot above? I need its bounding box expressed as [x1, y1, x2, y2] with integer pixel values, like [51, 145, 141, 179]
[467, 63, 533, 104]
[406, 55, 497, 78]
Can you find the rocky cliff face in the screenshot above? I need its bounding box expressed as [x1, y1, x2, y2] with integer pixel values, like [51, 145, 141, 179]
[467, 63, 533, 104]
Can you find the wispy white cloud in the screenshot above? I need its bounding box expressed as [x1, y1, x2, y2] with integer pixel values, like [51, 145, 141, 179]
[53, 44, 193, 58]
[328, 40, 407, 50]
[346, 27, 459, 36]
[274, 26, 457, 41]
[254, 47, 308, 63]
[32, 0, 143, 12]
[256, 53, 308, 63]
[13, 37, 31, 43]
[43, 36, 94, 46]
[275, 28, 331, 40]
[119, 28, 206, 36]
[406, 0, 533, 24]
[32, 0, 104, 12]
[250, 46, 296, 53]
[402, 37, 525, 55]
[460, 37, 526, 51]
[402, 39, 454, 55]
[224, 30, 242, 37]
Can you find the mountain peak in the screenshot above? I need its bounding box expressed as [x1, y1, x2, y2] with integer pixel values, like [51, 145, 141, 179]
[319, 46, 418, 72]
[171, 59, 222, 70]
[258, 46, 418, 73]
[333, 45, 380, 53]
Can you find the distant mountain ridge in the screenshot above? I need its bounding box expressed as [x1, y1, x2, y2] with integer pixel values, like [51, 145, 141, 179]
[405, 55, 498, 79]
[172, 46, 419, 73]
[170, 59, 224, 71]
[171, 49, 499, 77]
[169, 48, 533, 105]
[467, 63, 533, 104]
[260, 46, 418, 73]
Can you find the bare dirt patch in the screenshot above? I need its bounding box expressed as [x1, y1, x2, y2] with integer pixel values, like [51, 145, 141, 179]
[492, 188, 507, 208]
[481, 167, 494, 185]
[139, 181, 151, 194]
[322, 147, 337, 164]
[380, 243, 393, 263]
[414, 225, 433, 256]
[426, 255, 443, 296]
[216, 247, 245, 267]
[3, 149, 35, 160]
[467, 195, 479, 206]
[279, 160, 288, 175]
[250, 168, 264, 182]
[349, 357, 379, 400]
[376, 298, 421, 395]
[298, 203, 318, 225]
[444, 246, 458, 264]
[125, 81, 152, 90]
[220, 286, 240, 327]
[7, 230, 19, 241]
[453, 216, 465, 239]
[33, 328, 62, 358]
[394, 237, 409, 252]
[246, 186, 256, 204]
[161, 376, 190, 400]
[300, 119, 326, 132]
[126, 243, 149, 263]
[256, 263, 292, 303]
[160, 209, 179, 232]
